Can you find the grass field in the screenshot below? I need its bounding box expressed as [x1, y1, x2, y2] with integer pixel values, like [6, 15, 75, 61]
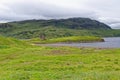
[0, 36, 120, 80]
[28, 36, 104, 44]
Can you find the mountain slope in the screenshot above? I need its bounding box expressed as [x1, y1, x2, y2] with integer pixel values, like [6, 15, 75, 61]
[1, 17, 120, 39]
[10, 18, 111, 29]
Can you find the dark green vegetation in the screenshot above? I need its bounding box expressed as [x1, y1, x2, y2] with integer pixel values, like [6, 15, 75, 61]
[0, 36, 120, 80]
[1, 17, 120, 39]
[28, 36, 104, 44]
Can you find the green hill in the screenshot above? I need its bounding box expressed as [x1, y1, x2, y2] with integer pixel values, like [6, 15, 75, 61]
[10, 18, 111, 29]
[0, 36, 28, 48]
[0, 17, 120, 39]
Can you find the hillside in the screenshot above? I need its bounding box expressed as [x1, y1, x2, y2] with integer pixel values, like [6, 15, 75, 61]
[0, 36, 28, 48]
[1, 17, 120, 39]
[10, 18, 111, 29]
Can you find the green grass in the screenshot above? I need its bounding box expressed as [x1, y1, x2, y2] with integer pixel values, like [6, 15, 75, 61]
[0, 36, 29, 48]
[0, 36, 120, 80]
[28, 36, 104, 44]
[0, 46, 120, 80]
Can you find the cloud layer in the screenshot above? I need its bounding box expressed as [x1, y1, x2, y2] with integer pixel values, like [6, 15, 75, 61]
[0, 0, 120, 29]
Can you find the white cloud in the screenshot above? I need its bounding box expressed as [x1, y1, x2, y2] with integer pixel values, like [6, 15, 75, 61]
[0, 0, 120, 29]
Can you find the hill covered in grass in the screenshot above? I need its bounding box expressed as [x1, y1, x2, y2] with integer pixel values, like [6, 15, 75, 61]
[10, 18, 111, 29]
[0, 17, 120, 39]
[0, 36, 28, 48]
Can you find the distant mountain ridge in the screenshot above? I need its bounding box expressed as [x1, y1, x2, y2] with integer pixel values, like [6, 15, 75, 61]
[1, 17, 120, 39]
[10, 18, 111, 29]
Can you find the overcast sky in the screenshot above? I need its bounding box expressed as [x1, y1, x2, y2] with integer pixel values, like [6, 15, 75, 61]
[0, 0, 120, 29]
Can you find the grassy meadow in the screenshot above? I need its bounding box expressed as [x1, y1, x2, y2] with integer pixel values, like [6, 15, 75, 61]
[27, 36, 104, 44]
[0, 36, 120, 80]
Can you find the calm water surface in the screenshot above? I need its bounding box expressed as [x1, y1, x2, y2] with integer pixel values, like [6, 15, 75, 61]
[41, 37, 120, 48]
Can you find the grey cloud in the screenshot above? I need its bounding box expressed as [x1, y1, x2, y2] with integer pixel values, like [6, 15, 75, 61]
[110, 23, 120, 29]
[5, 0, 97, 19]
[0, 0, 120, 29]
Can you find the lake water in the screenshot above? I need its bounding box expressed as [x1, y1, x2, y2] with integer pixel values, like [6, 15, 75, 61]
[41, 37, 120, 48]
